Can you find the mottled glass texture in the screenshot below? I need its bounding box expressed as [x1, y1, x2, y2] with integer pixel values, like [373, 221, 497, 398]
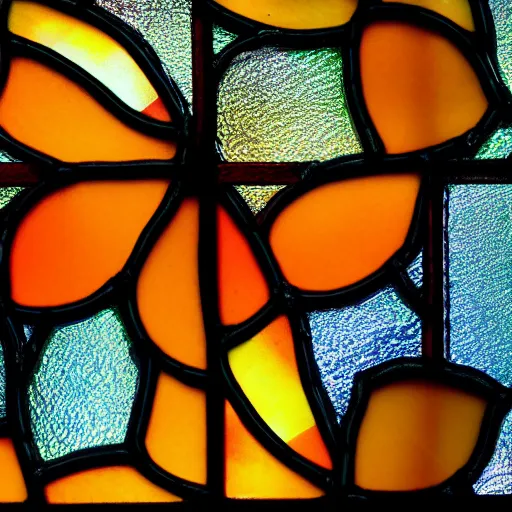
[475, 127, 512, 159]
[406, 251, 423, 288]
[447, 184, 512, 386]
[489, 0, 512, 94]
[28, 309, 138, 461]
[309, 287, 421, 419]
[0, 187, 23, 209]
[218, 47, 361, 162]
[213, 24, 237, 54]
[234, 185, 286, 215]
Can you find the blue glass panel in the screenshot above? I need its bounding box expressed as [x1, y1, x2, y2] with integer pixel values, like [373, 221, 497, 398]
[309, 286, 421, 420]
[447, 185, 512, 386]
[406, 251, 423, 288]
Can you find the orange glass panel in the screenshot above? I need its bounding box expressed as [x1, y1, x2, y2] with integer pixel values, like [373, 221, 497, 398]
[225, 401, 324, 498]
[360, 22, 487, 154]
[355, 380, 486, 491]
[383, 0, 474, 31]
[229, 316, 331, 469]
[269, 174, 420, 291]
[0, 57, 176, 162]
[214, 0, 357, 29]
[137, 198, 206, 369]
[146, 372, 206, 484]
[218, 206, 269, 325]
[9, 1, 170, 120]
[10, 180, 168, 307]
[0, 439, 27, 502]
[45, 466, 181, 503]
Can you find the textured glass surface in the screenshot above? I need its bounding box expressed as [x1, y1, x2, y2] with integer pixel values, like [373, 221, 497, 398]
[23, 325, 34, 343]
[0, 343, 5, 418]
[28, 309, 138, 461]
[475, 127, 512, 159]
[309, 287, 421, 419]
[475, 411, 512, 494]
[0, 150, 19, 163]
[0, 187, 23, 209]
[447, 185, 512, 386]
[213, 24, 237, 54]
[97, 0, 193, 106]
[489, 0, 512, 93]
[218, 47, 362, 162]
[406, 251, 423, 288]
[234, 185, 286, 215]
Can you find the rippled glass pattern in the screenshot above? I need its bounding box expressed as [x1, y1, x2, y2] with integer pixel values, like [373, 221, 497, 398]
[475, 411, 512, 494]
[234, 185, 286, 215]
[489, 0, 512, 93]
[406, 251, 423, 288]
[218, 47, 362, 162]
[475, 127, 512, 159]
[28, 309, 138, 461]
[447, 184, 512, 386]
[0, 187, 23, 209]
[97, 0, 193, 106]
[213, 24, 237, 54]
[0, 343, 5, 418]
[309, 287, 421, 419]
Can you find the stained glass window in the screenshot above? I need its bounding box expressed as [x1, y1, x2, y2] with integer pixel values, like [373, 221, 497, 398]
[0, 0, 510, 505]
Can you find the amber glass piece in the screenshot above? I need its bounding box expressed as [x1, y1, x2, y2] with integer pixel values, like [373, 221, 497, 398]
[137, 198, 206, 369]
[269, 174, 420, 291]
[0, 439, 27, 502]
[225, 402, 324, 498]
[9, 1, 170, 121]
[383, 0, 475, 31]
[229, 316, 331, 469]
[45, 466, 181, 503]
[355, 380, 486, 491]
[218, 206, 269, 325]
[360, 22, 487, 154]
[214, 0, 357, 29]
[146, 372, 206, 484]
[0, 57, 176, 162]
[10, 180, 168, 307]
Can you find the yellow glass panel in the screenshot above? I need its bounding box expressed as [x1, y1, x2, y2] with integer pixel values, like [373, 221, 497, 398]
[45, 466, 181, 503]
[229, 316, 331, 468]
[360, 22, 488, 154]
[137, 198, 206, 369]
[0, 57, 176, 162]
[10, 180, 168, 307]
[383, 0, 474, 31]
[355, 380, 486, 491]
[146, 372, 206, 484]
[225, 402, 324, 498]
[269, 174, 420, 291]
[218, 206, 269, 325]
[0, 439, 27, 502]
[214, 0, 357, 29]
[9, 0, 169, 120]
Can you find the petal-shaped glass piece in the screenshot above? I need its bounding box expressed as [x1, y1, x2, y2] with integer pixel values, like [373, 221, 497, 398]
[269, 174, 420, 291]
[229, 316, 332, 469]
[137, 198, 206, 370]
[354, 380, 486, 491]
[0, 57, 176, 162]
[225, 402, 323, 498]
[0, 439, 27, 502]
[10, 180, 168, 307]
[360, 22, 488, 154]
[9, 0, 170, 121]
[145, 372, 206, 484]
[382, 0, 475, 31]
[45, 466, 181, 503]
[218, 205, 269, 325]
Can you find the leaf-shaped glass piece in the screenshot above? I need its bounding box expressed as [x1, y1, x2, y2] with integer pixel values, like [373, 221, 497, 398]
[225, 402, 323, 498]
[8, 0, 172, 121]
[0, 57, 176, 162]
[268, 174, 420, 292]
[45, 466, 181, 503]
[10, 180, 168, 307]
[354, 380, 486, 491]
[137, 198, 206, 370]
[145, 372, 206, 484]
[228, 316, 332, 469]
[360, 21, 488, 154]
[382, 0, 475, 31]
[0, 439, 27, 502]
